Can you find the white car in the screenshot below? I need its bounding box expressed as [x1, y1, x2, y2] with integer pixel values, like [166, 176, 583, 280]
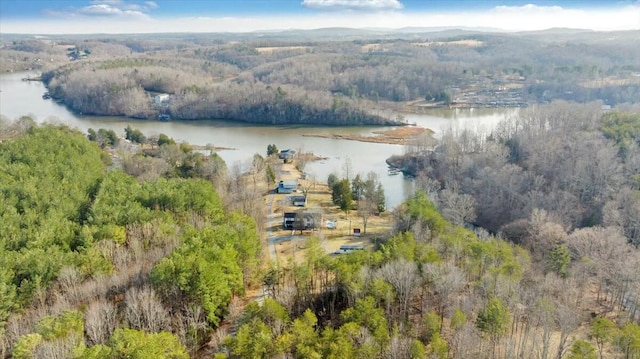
[325, 220, 337, 229]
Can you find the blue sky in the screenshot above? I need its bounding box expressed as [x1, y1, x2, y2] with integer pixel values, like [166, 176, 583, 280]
[1, 0, 638, 34]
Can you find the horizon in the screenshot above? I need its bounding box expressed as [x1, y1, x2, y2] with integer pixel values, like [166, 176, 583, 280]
[0, 0, 639, 35]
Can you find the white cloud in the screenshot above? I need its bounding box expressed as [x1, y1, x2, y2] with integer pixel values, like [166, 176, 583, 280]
[485, 3, 639, 31]
[494, 4, 564, 13]
[301, 0, 403, 11]
[79, 4, 128, 16]
[46, 0, 157, 19]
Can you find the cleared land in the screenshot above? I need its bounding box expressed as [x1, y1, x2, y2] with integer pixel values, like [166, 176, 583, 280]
[266, 161, 394, 267]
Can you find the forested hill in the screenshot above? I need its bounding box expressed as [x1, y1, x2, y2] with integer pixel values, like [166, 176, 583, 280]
[0, 121, 261, 357]
[42, 60, 399, 125]
[1, 112, 640, 358]
[21, 29, 637, 123]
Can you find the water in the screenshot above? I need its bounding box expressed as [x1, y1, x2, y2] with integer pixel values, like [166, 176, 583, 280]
[0, 72, 513, 209]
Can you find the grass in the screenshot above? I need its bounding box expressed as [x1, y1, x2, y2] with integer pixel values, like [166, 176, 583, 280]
[268, 161, 394, 266]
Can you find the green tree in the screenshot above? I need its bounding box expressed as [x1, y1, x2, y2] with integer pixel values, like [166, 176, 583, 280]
[76, 344, 113, 359]
[600, 111, 640, 146]
[547, 244, 571, 278]
[87, 128, 97, 142]
[341, 296, 389, 350]
[327, 173, 338, 188]
[451, 308, 468, 331]
[616, 322, 640, 359]
[96, 128, 119, 148]
[409, 339, 427, 359]
[567, 340, 597, 359]
[405, 191, 448, 235]
[36, 310, 83, 340]
[591, 317, 615, 359]
[428, 332, 449, 359]
[125, 125, 146, 144]
[351, 174, 364, 200]
[267, 144, 279, 157]
[12, 334, 42, 359]
[289, 309, 321, 359]
[320, 325, 357, 359]
[477, 297, 510, 357]
[157, 133, 176, 147]
[332, 179, 353, 211]
[0, 268, 17, 330]
[423, 311, 441, 342]
[109, 329, 188, 359]
[229, 318, 280, 359]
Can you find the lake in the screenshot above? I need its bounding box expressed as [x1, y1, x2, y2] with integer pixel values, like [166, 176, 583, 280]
[0, 71, 515, 208]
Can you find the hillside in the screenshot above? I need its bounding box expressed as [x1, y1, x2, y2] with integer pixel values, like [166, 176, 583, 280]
[2, 29, 638, 124]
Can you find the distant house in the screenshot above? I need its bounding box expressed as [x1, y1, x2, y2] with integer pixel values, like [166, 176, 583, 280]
[279, 149, 296, 162]
[154, 94, 170, 105]
[291, 195, 307, 207]
[277, 180, 298, 194]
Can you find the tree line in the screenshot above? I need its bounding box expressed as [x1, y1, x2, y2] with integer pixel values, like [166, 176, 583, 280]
[25, 29, 638, 126]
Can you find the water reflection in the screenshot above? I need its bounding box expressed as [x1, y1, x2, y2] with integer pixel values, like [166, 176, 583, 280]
[1, 72, 513, 208]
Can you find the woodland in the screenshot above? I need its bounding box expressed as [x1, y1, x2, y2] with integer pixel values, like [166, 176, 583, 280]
[1, 27, 640, 359]
[1, 105, 640, 358]
[2, 29, 639, 123]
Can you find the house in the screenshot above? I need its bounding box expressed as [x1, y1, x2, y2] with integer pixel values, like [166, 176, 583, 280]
[278, 149, 296, 162]
[291, 195, 307, 207]
[154, 94, 171, 105]
[277, 180, 298, 194]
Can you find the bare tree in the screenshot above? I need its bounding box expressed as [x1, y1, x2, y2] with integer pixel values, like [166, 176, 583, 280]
[424, 261, 466, 326]
[34, 337, 77, 359]
[85, 298, 118, 345]
[358, 198, 375, 235]
[438, 187, 476, 226]
[555, 304, 583, 359]
[378, 259, 420, 321]
[342, 155, 352, 181]
[125, 286, 170, 333]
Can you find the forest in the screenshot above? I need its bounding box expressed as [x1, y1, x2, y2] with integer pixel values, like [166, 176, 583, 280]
[0, 120, 264, 358]
[1, 102, 640, 358]
[1, 27, 640, 359]
[2, 29, 639, 124]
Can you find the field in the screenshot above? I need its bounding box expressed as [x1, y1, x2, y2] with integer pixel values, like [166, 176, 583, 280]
[266, 161, 394, 267]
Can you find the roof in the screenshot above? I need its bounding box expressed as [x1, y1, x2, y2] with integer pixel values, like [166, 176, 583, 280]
[279, 180, 298, 188]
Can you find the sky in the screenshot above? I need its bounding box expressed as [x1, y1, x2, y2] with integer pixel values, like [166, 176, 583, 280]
[0, 0, 638, 34]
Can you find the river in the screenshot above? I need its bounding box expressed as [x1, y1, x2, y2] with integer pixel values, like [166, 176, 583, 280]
[0, 72, 515, 209]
